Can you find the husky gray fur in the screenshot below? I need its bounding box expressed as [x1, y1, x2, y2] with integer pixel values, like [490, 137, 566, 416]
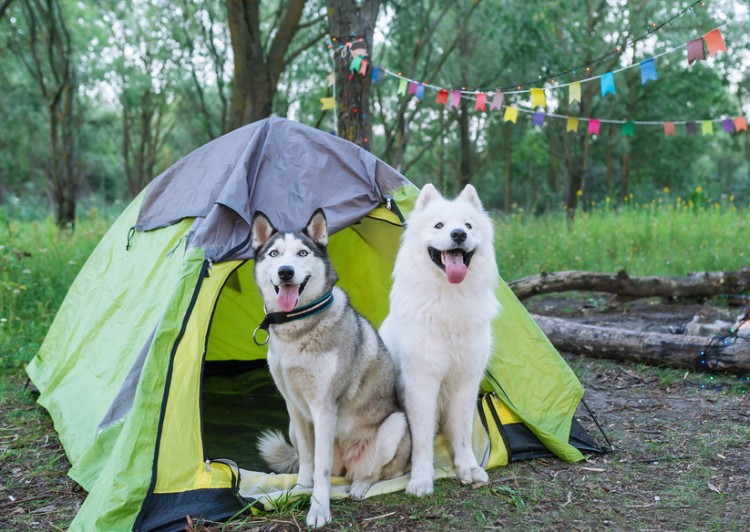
[251, 209, 411, 528]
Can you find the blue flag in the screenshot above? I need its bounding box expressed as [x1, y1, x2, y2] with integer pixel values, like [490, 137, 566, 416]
[601, 72, 616, 97]
[640, 59, 657, 84]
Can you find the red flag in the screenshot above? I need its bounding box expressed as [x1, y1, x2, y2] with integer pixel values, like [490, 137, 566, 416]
[735, 116, 748, 132]
[436, 89, 449, 105]
[475, 93, 487, 111]
[664, 122, 676, 136]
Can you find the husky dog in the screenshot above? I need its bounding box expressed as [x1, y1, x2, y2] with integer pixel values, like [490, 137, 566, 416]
[380, 183, 500, 497]
[251, 209, 411, 528]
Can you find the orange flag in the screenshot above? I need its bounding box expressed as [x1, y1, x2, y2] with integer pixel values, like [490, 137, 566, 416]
[734, 116, 748, 132]
[704, 28, 727, 57]
[663, 122, 676, 136]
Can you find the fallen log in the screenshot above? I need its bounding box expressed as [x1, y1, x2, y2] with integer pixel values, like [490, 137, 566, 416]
[510, 268, 750, 305]
[532, 314, 750, 374]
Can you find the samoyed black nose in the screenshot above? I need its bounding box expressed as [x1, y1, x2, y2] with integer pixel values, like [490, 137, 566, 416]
[278, 265, 295, 282]
[450, 229, 467, 244]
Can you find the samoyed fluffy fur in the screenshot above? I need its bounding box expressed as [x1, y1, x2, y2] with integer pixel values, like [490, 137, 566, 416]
[380, 183, 500, 496]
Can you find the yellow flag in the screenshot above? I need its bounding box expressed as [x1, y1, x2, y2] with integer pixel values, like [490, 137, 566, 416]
[503, 106, 518, 123]
[569, 82, 581, 104]
[566, 117, 579, 132]
[701, 121, 713, 135]
[530, 88, 546, 108]
[320, 97, 335, 110]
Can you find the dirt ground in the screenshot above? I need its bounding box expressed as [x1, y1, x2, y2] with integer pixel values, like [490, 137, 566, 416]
[2, 295, 749, 531]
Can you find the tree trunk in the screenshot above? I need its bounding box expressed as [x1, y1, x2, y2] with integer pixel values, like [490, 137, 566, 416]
[226, 0, 309, 130]
[326, 0, 380, 149]
[533, 315, 750, 374]
[509, 268, 750, 304]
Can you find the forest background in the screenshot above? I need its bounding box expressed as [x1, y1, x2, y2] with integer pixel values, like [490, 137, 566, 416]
[0, 0, 748, 226]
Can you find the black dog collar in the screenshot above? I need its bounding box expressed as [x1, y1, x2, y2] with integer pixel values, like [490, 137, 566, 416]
[253, 290, 334, 346]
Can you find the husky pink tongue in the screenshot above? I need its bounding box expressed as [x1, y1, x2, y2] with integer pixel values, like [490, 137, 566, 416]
[442, 250, 468, 284]
[277, 284, 300, 312]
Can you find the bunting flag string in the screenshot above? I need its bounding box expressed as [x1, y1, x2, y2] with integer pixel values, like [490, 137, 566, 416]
[323, 5, 748, 140]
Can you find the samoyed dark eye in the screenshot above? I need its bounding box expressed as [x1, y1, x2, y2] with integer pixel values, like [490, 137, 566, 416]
[269, 250, 279, 257]
[434, 222, 444, 229]
[465, 223, 472, 230]
[298, 250, 309, 257]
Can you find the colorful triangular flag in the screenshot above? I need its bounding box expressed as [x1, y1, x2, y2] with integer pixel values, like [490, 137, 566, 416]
[566, 117, 579, 133]
[600, 72, 616, 97]
[436, 89, 449, 105]
[449, 90, 461, 109]
[475, 93, 487, 111]
[531, 88, 546, 108]
[490, 92, 504, 110]
[640, 59, 657, 84]
[702, 121, 713, 135]
[704, 28, 727, 57]
[664, 122, 676, 136]
[371, 67, 381, 84]
[622, 121, 635, 137]
[503, 106, 518, 123]
[320, 97, 335, 110]
[407, 82, 418, 96]
[588, 119, 600, 136]
[416, 84, 425, 101]
[722, 118, 735, 133]
[350, 55, 363, 72]
[569, 82, 581, 104]
[359, 59, 368, 76]
[687, 38, 705, 65]
[397, 79, 408, 95]
[532, 111, 545, 127]
[734, 116, 748, 132]
[686, 121, 698, 135]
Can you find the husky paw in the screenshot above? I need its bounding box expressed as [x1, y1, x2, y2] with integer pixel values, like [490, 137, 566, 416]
[405, 478, 434, 497]
[306, 502, 331, 528]
[457, 465, 489, 485]
[349, 480, 372, 500]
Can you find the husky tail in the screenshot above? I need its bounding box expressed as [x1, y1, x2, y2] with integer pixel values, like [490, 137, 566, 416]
[258, 429, 299, 473]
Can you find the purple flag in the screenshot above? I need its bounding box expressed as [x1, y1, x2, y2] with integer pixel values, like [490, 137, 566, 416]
[722, 118, 735, 133]
[490, 92, 504, 110]
[532, 111, 545, 127]
[686, 121, 698, 135]
[687, 38, 705, 65]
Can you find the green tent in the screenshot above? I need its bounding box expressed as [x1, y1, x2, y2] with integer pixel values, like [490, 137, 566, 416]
[27, 118, 600, 531]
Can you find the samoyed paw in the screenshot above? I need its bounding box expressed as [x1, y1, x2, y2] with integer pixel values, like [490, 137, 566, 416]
[406, 477, 434, 497]
[349, 480, 372, 500]
[306, 501, 331, 528]
[457, 465, 488, 485]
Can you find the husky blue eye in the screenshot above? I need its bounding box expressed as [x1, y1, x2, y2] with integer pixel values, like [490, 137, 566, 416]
[298, 250, 309, 257]
[269, 250, 279, 257]
[434, 222, 443, 229]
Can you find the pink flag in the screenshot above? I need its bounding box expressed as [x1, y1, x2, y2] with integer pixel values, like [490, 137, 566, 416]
[449, 90, 461, 109]
[687, 38, 705, 65]
[359, 59, 368, 76]
[490, 92, 504, 110]
[587, 119, 600, 136]
[407, 82, 418, 95]
[475, 93, 487, 111]
[664, 122, 676, 136]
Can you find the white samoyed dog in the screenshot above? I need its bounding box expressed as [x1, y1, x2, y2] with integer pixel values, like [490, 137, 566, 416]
[380, 183, 500, 496]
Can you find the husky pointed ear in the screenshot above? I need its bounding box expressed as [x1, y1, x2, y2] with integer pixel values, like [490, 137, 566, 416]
[304, 208, 328, 246]
[415, 183, 442, 212]
[458, 184, 483, 210]
[251, 211, 277, 252]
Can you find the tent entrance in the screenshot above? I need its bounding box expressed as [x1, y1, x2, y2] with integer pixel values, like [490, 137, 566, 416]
[202, 362, 288, 472]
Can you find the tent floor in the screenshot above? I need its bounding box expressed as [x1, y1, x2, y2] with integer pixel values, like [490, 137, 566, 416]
[202, 361, 289, 472]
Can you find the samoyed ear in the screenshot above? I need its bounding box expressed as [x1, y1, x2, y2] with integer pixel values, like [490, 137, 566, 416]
[304, 208, 328, 246]
[458, 184, 483, 210]
[415, 183, 442, 212]
[251, 211, 277, 252]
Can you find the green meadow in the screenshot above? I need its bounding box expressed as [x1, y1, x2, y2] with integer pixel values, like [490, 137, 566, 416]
[2, 196, 747, 370]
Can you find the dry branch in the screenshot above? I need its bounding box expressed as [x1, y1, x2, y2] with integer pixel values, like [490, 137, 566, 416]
[532, 314, 750, 374]
[510, 268, 750, 305]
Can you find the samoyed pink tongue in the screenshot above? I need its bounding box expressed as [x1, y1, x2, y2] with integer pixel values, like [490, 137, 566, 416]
[442, 250, 468, 284]
[277, 284, 300, 312]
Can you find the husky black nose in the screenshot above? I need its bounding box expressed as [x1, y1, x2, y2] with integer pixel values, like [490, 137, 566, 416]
[278, 265, 295, 282]
[451, 229, 467, 244]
